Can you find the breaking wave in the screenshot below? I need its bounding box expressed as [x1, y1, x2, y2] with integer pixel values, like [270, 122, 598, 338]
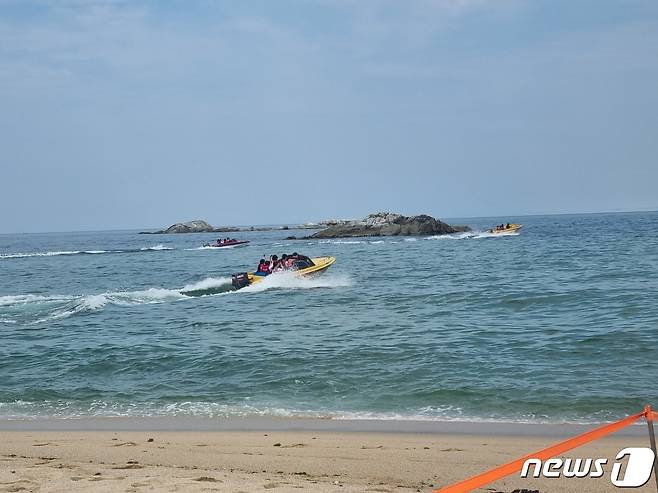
[0, 399, 608, 424]
[0, 245, 174, 260]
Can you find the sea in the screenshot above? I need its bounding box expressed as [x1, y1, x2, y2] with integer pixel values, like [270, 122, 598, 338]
[1, 212, 657, 424]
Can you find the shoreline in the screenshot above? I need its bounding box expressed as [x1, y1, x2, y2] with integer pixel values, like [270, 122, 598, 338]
[0, 415, 647, 436]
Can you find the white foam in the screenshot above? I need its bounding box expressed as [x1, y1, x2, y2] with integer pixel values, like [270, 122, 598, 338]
[319, 240, 365, 244]
[0, 294, 74, 306]
[481, 231, 521, 238]
[108, 288, 188, 305]
[32, 301, 96, 324]
[0, 250, 82, 259]
[140, 244, 173, 251]
[80, 294, 109, 309]
[0, 246, 177, 259]
[181, 277, 232, 292]
[426, 232, 472, 240]
[242, 271, 352, 293]
[0, 270, 343, 324]
[0, 399, 599, 424]
[1, 287, 192, 325]
[424, 230, 520, 240]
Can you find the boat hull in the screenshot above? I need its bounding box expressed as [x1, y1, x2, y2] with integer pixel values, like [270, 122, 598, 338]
[204, 241, 250, 249]
[233, 256, 336, 290]
[489, 224, 522, 234]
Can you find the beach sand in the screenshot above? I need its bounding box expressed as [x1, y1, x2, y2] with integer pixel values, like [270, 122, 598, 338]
[0, 420, 655, 492]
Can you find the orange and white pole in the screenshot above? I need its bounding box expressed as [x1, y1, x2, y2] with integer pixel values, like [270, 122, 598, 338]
[644, 405, 658, 492]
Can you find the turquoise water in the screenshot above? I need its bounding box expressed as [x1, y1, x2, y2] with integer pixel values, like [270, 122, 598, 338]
[1, 212, 657, 423]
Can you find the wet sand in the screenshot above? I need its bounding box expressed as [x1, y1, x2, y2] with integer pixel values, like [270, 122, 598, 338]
[0, 419, 654, 492]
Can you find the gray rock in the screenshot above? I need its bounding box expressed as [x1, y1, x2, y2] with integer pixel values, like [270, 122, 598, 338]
[309, 212, 469, 238]
[164, 220, 215, 234]
[140, 220, 215, 234]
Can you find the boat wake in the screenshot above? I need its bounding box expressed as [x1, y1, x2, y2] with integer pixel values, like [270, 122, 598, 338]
[425, 230, 520, 240]
[140, 244, 174, 251]
[318, 239, 366, 244]
[0, 278, 231, 325]
[0, 272, 350, 324]
[179, 277, 235, 296]
[185, 244, 245, 251]
[316, 231, 520, 245]
[0, 245, 174, 260]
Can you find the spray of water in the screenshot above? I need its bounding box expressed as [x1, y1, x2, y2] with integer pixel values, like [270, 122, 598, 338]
[0, 271, 350, 324]
[242, 271, 352, 293]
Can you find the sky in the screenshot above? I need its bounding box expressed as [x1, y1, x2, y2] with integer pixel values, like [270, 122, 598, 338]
[1, 0, 657, 233]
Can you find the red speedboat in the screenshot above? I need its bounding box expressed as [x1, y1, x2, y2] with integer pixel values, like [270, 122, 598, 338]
[202, 239, 250, 249]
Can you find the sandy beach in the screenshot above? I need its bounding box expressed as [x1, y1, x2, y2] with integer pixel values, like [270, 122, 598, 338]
[1, 419, 655, 493]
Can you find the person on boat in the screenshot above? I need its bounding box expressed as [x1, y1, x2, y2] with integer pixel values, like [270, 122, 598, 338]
[273, 254, 289, 272]
[291, 252, 314, 269]
[506, 223, 510, 229]
[269, 255, 281, 272]
[255, 259, 270, 276]
[283, 254, 295, 269]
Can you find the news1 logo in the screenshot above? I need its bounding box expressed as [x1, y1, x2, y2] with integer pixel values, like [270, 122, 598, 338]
[521, 447, 656, 488]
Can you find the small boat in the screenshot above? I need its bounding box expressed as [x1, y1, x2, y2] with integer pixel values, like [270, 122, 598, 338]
[202, 240, 250, 249]
[488, 224, 522, 234]
[232, 256, 336, 290]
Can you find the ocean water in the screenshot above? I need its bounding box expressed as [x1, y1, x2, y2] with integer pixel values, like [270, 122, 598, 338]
[1, 212, 657, 424]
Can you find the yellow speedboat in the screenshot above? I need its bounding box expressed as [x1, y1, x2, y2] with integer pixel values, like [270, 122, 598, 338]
[231, 256, 336, 290]
[489, 224, 522, 234]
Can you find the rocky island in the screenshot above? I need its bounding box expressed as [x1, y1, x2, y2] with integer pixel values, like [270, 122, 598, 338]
[140, 219, 319, 234]
[139, 220, 232, 234]
[140, 213, 469, 237]
[306, 212, 469, 239]
[145, 220, 215, 234]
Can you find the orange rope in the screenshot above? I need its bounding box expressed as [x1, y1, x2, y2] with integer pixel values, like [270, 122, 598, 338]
[434, 411, 646, 493]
